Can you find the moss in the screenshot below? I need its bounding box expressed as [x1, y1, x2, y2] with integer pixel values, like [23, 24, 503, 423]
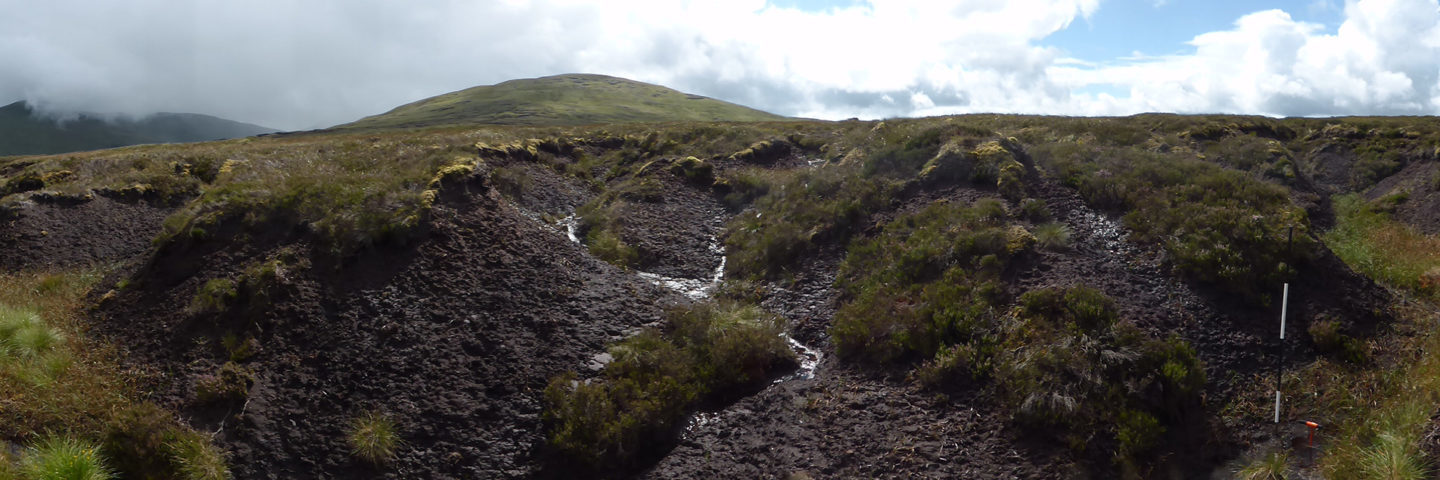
[1004, 225, 1036, 254]
[1, 172, 45, 196]
[668, 156, 714, 185]
[730, 140, 793, 164]
[969, 141, 1014, 184]
[427, 159, 477, 189]
[194, 361, 254, 404]
[188, 278, 237, 315]
[917, 139, 973, 185]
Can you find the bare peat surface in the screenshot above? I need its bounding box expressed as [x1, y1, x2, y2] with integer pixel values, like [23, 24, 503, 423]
[68, 136, 1404, 479]
[0, 194, 172, 271]
[1367, 159, 1440, 235]
[94, 180, 685, 479]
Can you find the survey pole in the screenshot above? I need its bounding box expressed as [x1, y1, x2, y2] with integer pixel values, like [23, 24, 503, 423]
[1275, 283, 1289, 425]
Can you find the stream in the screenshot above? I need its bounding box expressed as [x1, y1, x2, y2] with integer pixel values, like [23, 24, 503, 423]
[550, 213, 822, 383]
[631, 233, 821, 381]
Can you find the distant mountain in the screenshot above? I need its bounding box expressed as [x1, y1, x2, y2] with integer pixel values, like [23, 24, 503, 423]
[337, 74, 790, 130]
[0, 101, 277, 156]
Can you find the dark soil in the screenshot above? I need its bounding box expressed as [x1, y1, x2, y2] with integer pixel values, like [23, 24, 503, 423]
[0, 195, 173, 271]
[71, 138, 1402, 479]
[645, 366, 1071, 480]
[1366, 159, 1440, 234]
[614, 170, 727, 279]
[639, 158, 1397, 478]
[94, 177, 689, 479]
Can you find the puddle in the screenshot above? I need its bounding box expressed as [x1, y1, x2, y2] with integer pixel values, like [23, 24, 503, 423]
[1075, 211, 1132, 255]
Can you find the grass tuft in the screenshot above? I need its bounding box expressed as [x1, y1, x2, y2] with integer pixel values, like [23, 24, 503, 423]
[1359, 432, 1429, 480]
[348, 411, 401, 465]
[1325, 193, 1440, 299]
[166, 434, 230, 480]
[20, 436, 114, 480]
[1235, 449, 1289, 480]
[1032, 222, 1072, 251]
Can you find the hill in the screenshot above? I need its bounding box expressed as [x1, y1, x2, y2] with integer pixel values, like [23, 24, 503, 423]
[1, 115, 1439, 478]
[0, 101, 276, 156]
[336, 73, 789, 130]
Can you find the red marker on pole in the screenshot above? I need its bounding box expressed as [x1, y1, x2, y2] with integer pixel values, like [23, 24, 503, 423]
[1305, 421, 1320, 447]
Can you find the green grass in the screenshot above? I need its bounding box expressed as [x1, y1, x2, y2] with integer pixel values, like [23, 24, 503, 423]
[348, 411, 401, 465]
[1235, 449, 1289, 480]
[1032, 222, 1071, 251]
[338, 74, 790, 130]
[1294, 193, 1440, 477]
[165, 434, 229, 480]
[0, 271, 229, 480]
[18, 436, 113, 480]
[544, 301, 794, 471]
[1325, 194, 1440, 299]
[1360, 431, 1429, 480]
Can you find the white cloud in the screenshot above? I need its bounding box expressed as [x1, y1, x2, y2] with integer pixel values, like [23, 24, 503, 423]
[0, 0, 1436, 129]
[1073, 0, 1440, 116]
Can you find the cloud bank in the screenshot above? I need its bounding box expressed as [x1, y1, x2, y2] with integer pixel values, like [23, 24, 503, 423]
[0, 0, 1436, 130]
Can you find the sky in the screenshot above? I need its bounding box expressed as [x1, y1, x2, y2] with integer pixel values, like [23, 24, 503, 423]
[1, 0, 1438, 130]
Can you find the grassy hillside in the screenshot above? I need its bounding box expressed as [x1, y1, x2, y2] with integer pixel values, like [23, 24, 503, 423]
[336, 74, 790, 130]
[2, 113, 1440, 478]
[0, 101, 276, 156]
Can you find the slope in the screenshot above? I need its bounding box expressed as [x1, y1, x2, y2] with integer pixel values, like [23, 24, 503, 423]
[0, 101, 276, 156]
[336, 74, 789, 130]
[0, 115, 1437, 478]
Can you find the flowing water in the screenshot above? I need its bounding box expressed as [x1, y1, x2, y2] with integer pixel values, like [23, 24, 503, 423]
[558, 214, 580, 244]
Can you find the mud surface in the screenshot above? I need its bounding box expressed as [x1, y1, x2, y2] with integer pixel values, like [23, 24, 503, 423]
[67, 138, 1402, 479]
[96, 180, 686, 479]
[0, 195, 172, 271]
[1367, 159, 1440, 234]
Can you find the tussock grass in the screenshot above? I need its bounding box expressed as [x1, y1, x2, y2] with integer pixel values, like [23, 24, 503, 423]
[1325, 194, 1440, 300]
[0, 270, 229, 479]
[1266, 197, 1440, 477]
[348, 411, 401, 465]
[18, 436, 113, 480]
[1032, 222, 1071, 251]
[544, 301, 794, 471]
[1235, 449, 1289, 480]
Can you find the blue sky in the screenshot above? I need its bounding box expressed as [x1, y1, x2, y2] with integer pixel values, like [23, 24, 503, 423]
[1045, 0, 1344, 61]
[770, 0, 1346, 62]
[2, 0, 1438, 129]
